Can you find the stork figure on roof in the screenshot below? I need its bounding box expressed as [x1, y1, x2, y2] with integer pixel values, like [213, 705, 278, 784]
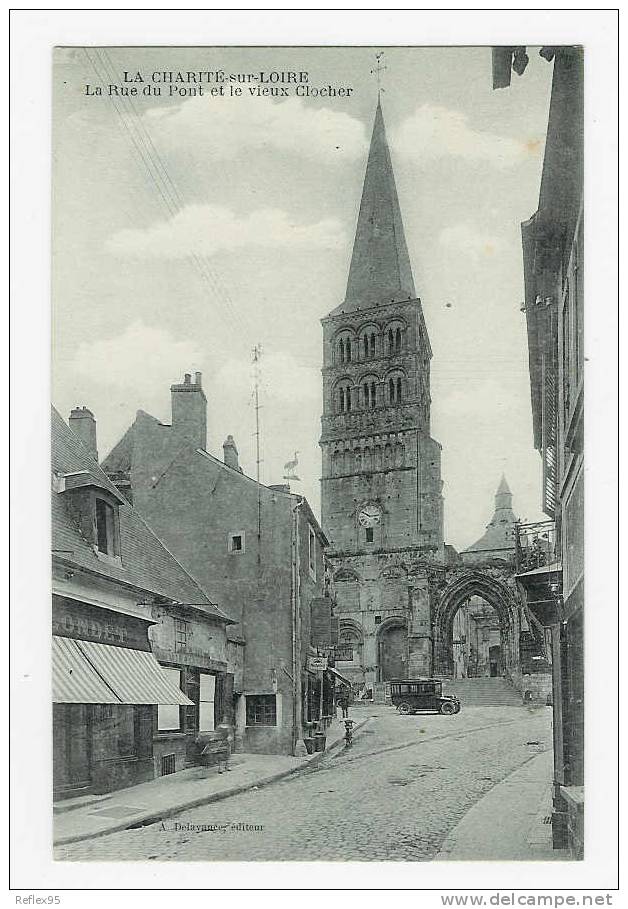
[283, 451, 300, 482]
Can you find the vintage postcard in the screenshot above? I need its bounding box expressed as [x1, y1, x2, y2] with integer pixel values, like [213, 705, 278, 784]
[5, 15, 615, 889]
[48, 43, 584, 865]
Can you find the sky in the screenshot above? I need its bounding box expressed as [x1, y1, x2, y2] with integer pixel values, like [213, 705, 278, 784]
[52, 45, 554, 551]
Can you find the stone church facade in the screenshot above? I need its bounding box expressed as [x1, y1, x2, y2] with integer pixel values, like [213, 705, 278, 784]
[319, 100, 445, 695]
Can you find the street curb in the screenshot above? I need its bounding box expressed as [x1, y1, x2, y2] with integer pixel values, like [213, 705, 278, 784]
[298, 716, 371, 770]
[433, 750, 553, 861]
[53, 718, 371, 848]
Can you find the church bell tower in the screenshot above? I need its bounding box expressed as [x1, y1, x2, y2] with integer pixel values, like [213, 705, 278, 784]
[320, 99, 444, 557]
[319, 98, 444, 692]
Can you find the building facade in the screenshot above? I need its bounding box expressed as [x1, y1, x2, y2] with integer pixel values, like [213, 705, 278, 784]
[102, 375, 332, 755]
[494, 45, 584, 857]
[319, 100, 444, 696]
[52, 407, 233, 798]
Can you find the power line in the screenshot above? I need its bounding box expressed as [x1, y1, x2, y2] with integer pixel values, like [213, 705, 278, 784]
[96, 49, 247, 336]
[84, 48, 249, 341]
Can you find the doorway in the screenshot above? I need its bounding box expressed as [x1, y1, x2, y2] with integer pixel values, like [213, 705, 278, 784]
[53, 703, 92, 797]
[377, 623, 407, 681]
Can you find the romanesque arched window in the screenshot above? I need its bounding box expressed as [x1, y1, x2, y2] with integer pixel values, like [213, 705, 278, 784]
[362, 381, 377, 409]
[337, 381, 353, 413]
[385, 320, 406, 357]
[386, 370, 405, 405]
[336, 330, 356, 365]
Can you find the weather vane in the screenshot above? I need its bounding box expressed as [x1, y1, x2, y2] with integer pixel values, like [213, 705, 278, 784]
[371, 51, 387, 96]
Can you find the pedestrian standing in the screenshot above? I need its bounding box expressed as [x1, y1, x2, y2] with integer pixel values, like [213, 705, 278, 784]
[215, 715, 234, 773]
[337, 687, 350, 719]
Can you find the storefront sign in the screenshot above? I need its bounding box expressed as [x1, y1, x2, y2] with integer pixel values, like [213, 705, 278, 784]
[52, 596, 151, 650]
[307, 655, 328, 672]
[310, 596, 332, 647]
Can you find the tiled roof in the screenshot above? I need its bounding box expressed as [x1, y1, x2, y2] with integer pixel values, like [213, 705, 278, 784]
[51, 407, 233, 623]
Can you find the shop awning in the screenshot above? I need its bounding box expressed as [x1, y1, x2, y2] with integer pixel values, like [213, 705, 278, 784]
[327, 666, 353, 687]
[52, 636, 193, 706]
[53, 636, 120, 704]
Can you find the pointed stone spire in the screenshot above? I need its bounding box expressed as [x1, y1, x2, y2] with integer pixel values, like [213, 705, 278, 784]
[491, 475, 516, 526]
[343, 99, 416, 311]
[495, 474, 512, 508]
[463, 476, 519, 560]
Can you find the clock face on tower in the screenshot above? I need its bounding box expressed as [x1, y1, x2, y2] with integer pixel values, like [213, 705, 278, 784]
[358, 504, 382, 528]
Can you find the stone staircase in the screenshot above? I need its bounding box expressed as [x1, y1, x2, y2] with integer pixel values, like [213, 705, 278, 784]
[442, 677, 523, 707]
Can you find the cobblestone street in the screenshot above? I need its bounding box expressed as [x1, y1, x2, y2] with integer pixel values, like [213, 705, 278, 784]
[55, 705, 552, 862]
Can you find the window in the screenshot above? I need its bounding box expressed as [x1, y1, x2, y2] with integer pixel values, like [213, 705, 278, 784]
[370, 333, 376, 358]
[174, 618, 188, 652]
[363, 381, 377, 409]
[158, 668, 183, 731]
[374, 615, 382, 624]
[95, 498, 116, 555]
[246, 694, 276, 726]
[308, 526, 316, 578]
[338, 383, 352, 413]
[395, 327, 402, 352]
[338, 335, 353, 364]
[198, 673, 216, 732]
[387, 375, 403, 405]
[365, 527, 374, 543]
[228, 532, 245, 553]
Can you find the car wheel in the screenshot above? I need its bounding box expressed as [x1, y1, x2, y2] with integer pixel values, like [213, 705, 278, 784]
[440, 701, 455, 715]
[454, 703, 461, 714]
[398, 702, 412, 715]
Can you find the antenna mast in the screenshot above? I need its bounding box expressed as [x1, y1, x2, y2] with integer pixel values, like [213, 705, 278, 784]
[252, 344, 263, 560]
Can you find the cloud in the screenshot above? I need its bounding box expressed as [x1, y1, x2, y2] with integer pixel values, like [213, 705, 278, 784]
[107, 204, 345, 259]
[71, 320, 204, 387]
[145, 94, 368, 162]
[394, 104, 539, 169]
[438, 223, 506, 260]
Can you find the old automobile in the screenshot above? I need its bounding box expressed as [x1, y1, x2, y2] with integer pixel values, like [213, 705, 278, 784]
[390, 678, 461, 715]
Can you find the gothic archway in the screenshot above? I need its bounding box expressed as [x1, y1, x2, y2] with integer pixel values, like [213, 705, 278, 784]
[432, 570, 520, 678]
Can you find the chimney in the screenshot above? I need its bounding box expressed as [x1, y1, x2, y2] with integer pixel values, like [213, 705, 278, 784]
[223, 435, 241, 471]
[170, 372, 207, 450]
[69, 406, 98, 461]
